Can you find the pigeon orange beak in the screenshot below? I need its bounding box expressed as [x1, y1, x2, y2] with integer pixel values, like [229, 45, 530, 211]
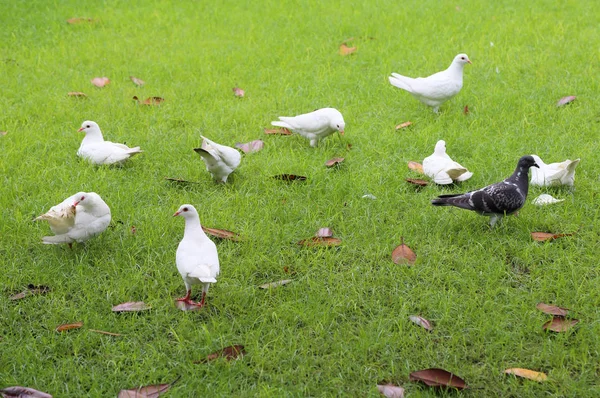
[77, 127, 85, 132]
[339, 130, 345, 136]
[467, 60, 472, 64]
[173, 211, 181, 217]
[73, 201, 80, 207]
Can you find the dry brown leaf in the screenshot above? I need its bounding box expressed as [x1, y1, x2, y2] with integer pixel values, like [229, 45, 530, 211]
[504, 368, 548, 382]
[409, 368, 467, 389]
[0, 386, 53, 398]
[56, 322, 83, 332]
[132, 96, 164, 105]
[233, 87, 245, 97]
[0, 131, 7, 136]
[405, 178, 428, 186]
[235, 140, 264, 153]
[557, 96, 576, 107]
[164, 177, 199, 184]
[88, 329, 122, 337]
[409, 315, 433, 331]
[91, 77, 110, 87]
[273, 174, 307, 182]
[9, 284, 50, 300]
[195, 345, 246, 363]
[536, 302, 569, 317]
[543, 316, 579, 332]
[377, 384, 405, 398]
[297, 237, 342, 247]
[130, 76, 145, 86]
[463, 105, 470, 115]
[316, 227, 333, 238]
[202, 226, 242, 241]
[392, 237, 416, 265]
[67, 17, 93, 24]
[407, 161, 424, 174]
[531, 232, 573, 242]
[68, 92, 87, 97]
[112, 301, 152, 312]
[130, 225, 137, 235]
[264, 128, 292, 135]
[339, 43, 357, 56]
[395, 121, 412, 130]
[325, 157, 345, 167]
[117, 377, 179, 398]
[259, 279, 293, 289]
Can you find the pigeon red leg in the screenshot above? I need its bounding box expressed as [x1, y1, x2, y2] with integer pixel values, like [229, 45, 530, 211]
[176, 290, 193, 304]
[195, 292, 207, 308]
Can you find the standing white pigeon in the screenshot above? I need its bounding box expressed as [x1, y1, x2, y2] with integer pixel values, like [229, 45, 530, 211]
[423, 140, 473, 184]
[77, 121, 143, 165]
[194, 136, 241, 183]
[431, 155, 539, 227]
[35, 192, 111, 246]
[389, 53, 471, 113]
[173, 204, 220, 308]
[530, 155, 580, 186]
[271, 107, 345, 147]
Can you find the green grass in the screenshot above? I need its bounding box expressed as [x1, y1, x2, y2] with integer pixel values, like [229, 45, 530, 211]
[1, 0, 599, 396]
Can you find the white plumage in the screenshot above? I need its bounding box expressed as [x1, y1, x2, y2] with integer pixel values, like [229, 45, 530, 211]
[423, 140, 473, 184]
[173, 204, 220, 308]
[35, 192, 111, 245]
[77, 121, 142, 165]
[271, 107, 345, 147]
[389, 53, 471, 113]
[530, 155, 580, 186]
[194, 136, 241, 183]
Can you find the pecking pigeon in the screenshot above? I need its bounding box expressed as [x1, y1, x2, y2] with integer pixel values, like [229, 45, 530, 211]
[271, 107, 345, 147]
[194, 136, 241, 183]
[431, 155, 539, 227]
[389, 53, 471, 113]
[530, 155, 580, 186]
[77, 121, 142, 165]
[35, 192, 111, 245]
[173, 204, 220, 308]
[423, 140, 473, 184]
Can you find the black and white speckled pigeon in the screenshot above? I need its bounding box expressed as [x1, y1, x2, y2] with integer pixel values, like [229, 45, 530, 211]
[431, 155, 539, 227]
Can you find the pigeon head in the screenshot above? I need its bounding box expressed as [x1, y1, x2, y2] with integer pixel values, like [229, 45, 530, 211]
[77, 121, 101, 134]
[72, 192, 101, 208]
[518, 155, 540, 170]
[454, 53, 472, 65]
[329, 114, 346, 136]
[434, 140, 447, 154]
[173, 204, 198, 218]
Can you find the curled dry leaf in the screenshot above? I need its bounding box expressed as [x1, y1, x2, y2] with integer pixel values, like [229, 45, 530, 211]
[132, 96, 164, 105]
[504, 368, 548, 382]
[232, 87, 245, 97]
[316, 227, 333, 238]
[463, 105, 470, 115]
[56, 321, 83, 332]
[117, 377, 180, 398]
[325, 157, 345, 167]
[273, 174, 307, 182]
[405, 178, 428, 186]
[532, 194, 565, 206]
[407, 161, 424, 174]
[88, 329, 122, 337]
[395, 121, 412, 130]
[202, 226, 242, 241]
[164, 177, 199, 184]
[392, 237, 416, 265]
[557, 96, 576, 107]
[0, 131, 7, 136]
[67, 17, 93, 24]
[259, 279, 292, 289]
[409, 368, 467, 390]
[68, 92, 87, 97]
[0, 386, 53, 398]
[235, 140, 264, 153]
[111, 301, 152, 312]
[297, 237, 342, 247]
[130, 76, 145, 86]
[91, 77, 110, 87]
[409, 315, 433, 331]
[536, 302, 569, 317]
[377, 384, 405, 398]
[531, 232, 573, 242]
[264, 127, 292, 135]
[9, 284, 50, 300]
[195, 345, 246, 363]
[543, 316, 579, 332]
[339, 43, 357, 56]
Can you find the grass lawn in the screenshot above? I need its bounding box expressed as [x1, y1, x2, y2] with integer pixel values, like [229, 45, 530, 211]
[1, 0, 599, 396]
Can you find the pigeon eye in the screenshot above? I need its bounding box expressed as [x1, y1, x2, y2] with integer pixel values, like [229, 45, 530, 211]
[183, 207, 188, 212]
[80, 196, 85, 201]
[86, 125, 90, 128]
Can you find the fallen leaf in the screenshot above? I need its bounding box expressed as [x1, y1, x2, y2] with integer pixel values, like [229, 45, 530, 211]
[531, 232, 573, 242]
[56, 322, 83, 332]
[405, 178, 428, 186]
[377, 384, 405, 398]
[339, 43, 357, 56]
[504, 368, 548, 382]
[195, 345, 246, 363]
[0, 386, 53, 398]
[0, 131, 7, 136]
[235, 140, 264, 153]
[88, 329, 122, 337]
[557, 96, 576, 107]
[346, 143, 353, 150]
[395, 121, 412, 130]
[201, 226, 242, 241]
[130, 76, 145, 86]
[9, 284, 50, 300]
[463, 105, 469, 115]
[259, 279, 292, 289]
[112, 301, 152, 312]
[392, 237, 416, 265]
[91, 77, 110, 87]
[316, 227, 333, 238]
[67, 17, 93, 24]
[130, 225, 137, 235]
[325, 157, 345, 167]
[536, 302, 569, 317]
[362, 194, 377, 200]
[297, 237, 342, 247]
[409, 368, 467, 389]
[264, 128, 292, 135]
[532, 194, 565, 206]
[273, 174, 307, 182]
[68, 92, 87, 97]
[232, 87, 245, 97]
[409, 315, 433, 331]
[543, 316, 579, 332]
[132, 96, 164, 105]
[407, 161, 424, 174]
[117, 377, 180, 398]
[164, 177, 199, 184]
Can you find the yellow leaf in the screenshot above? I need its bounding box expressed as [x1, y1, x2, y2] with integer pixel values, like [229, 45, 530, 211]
[504, 368, 548, 382]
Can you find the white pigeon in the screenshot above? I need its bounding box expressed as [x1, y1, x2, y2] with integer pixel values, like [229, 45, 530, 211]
[194, 136, 242, 183]
[173, 204, 220, 308]
[35, 192, 111, 246]
[423, 140, 473, 184]
[530, 155, 580, 186]
[271, 107, 345, 147]
[389, 53, 471, 113]
[77, 121, 143, 165]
